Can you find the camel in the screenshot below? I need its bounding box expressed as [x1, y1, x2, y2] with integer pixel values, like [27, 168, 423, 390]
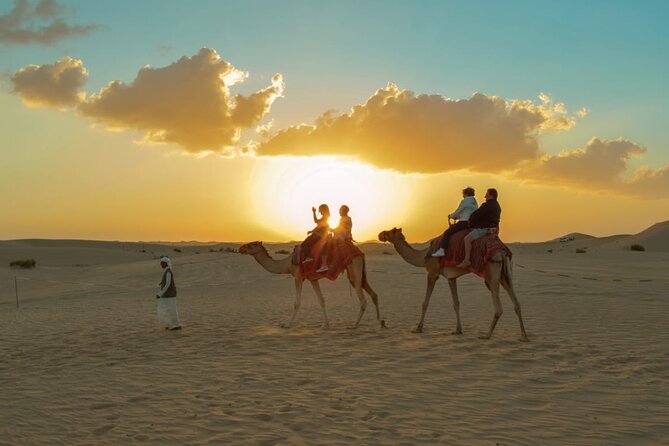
[377, 228, 528, 341]
[238, 241, 385, 329]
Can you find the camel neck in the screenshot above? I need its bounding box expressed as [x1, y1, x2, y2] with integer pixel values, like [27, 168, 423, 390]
[393, 238, 429, 267]
[252, 251, 292, 274]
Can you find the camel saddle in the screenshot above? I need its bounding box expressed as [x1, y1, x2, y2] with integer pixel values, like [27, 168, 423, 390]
[292, 238, 363, 280]
[428, 230, 512, 278]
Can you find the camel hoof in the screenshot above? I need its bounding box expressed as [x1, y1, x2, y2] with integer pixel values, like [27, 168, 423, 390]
[380, 319, 387, 329]
[520, 336, 530, 342]
[451, 330, 463, 335]
[280, 323, 291, 329]
[411, 325, 423, 334]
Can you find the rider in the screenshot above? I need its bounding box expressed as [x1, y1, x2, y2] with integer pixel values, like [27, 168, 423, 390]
[301, 204, 331, 272]
[456, 188, 501, 268]
[332, 205, 353, 242]
[432, 187, 477, 257]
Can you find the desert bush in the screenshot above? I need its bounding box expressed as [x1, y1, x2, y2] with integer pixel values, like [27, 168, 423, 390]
[10, 259, 36, 268]
[173, 248, 182, 253]
[575, 248, 587, 254]
[223, 247, 237, 253]
[275, 249, 290, 254]
[630, 244, 645, 252]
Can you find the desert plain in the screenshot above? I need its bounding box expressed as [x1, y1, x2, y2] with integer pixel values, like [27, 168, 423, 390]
[1, 222, 668, 445]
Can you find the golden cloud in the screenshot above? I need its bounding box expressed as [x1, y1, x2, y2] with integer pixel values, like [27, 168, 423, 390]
[518, 137, 669, 198]
[10, 56, 87, 107]
[251, 83, 578, 174]
[77, 48, 284, 152]
[0, 0, 97, 44]
[625, 165, 669, 198]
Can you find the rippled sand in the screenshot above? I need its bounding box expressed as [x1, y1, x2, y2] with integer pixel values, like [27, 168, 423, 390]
[1, 240, 668, 445]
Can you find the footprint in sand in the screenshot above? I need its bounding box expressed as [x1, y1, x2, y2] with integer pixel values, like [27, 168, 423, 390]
[90, 402, 116, 410]
[93, 425, 115, 436]
[254, 413, 273, 421]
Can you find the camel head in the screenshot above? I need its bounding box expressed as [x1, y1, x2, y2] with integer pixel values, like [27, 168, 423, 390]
[378, 227, 405, 243]
[239, 241, 266, 255]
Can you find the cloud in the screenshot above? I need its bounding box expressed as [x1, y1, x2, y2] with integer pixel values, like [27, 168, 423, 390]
[12, 48, 285, 152]
[518, 137, 669, 198]
[77, 48, 284, 152]
[10, 55, 87, 107]
[251, 83, 579, 174]
[625, 165, 669, 198]
[0, 0, 97, 44]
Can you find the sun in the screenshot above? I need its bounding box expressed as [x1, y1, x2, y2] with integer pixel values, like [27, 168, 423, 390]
[248, 156, 411, 241]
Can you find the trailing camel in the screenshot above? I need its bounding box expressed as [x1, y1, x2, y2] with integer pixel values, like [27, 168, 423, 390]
[377, 227, 528, 341]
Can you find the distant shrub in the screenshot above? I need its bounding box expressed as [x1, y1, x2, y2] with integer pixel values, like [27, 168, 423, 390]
[547, 249, 553, 253]
[630, 244, 645, 252]
[139, 249, 146, 253]
[223, 247, 237, 253]
[383, 250, 394, 255]
[173, 248, 182, 253]
[575, 248, 587, 254]
[10, 259, 36, 268]
[275, 249, 290, 254]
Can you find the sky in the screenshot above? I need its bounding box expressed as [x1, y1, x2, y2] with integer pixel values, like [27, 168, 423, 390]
[1, 0, 668, 243]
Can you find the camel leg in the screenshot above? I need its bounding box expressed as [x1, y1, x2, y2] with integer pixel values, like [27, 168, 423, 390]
[347, 266, 367, 329]
[447, 278, 463, 335]
[501, 274, 529, 342]
[282, 276, 304, 328]
[309, 279, 330, 329]
[481, 263, 503, 340]
[413, 273, 439, 333]
[363, 278, 386, 328]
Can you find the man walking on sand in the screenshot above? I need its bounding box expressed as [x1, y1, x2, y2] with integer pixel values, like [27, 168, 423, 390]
[156, 256, 181, 330]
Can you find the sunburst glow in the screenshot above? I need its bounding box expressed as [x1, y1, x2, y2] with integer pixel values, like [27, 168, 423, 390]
[248, 156, 412, 241]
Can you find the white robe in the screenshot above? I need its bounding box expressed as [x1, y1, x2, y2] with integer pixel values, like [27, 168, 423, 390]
[157, 270, 181, 329]
[157, 297, 181, 329]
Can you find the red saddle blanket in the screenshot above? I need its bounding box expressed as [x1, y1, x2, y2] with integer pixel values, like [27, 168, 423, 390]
[297, 238, 364, 280]
[430, 230, 512, 278]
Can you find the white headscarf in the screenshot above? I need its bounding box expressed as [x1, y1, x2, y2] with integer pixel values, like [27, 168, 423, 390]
[160, 256, 171, 266]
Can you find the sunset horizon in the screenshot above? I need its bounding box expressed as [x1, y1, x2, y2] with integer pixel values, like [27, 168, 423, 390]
[2, 1, 667, 245]
[2, 2, 669, 444]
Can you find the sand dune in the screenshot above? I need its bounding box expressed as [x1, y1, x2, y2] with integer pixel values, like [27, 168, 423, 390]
[2, 225, 668, 445]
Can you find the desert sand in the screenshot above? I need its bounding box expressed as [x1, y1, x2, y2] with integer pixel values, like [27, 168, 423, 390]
[1, 224, 668, 445]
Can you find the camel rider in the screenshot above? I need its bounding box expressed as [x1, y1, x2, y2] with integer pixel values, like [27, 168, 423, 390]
[332, 205, 353, 242]
[432, 187, 477, 257]
[456, 188, 501, 268]
[301, 204, 330, 272]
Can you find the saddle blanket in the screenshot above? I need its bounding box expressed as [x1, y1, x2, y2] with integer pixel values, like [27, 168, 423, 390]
[294, 238, 364, 280]
[429, 230, 512, 278]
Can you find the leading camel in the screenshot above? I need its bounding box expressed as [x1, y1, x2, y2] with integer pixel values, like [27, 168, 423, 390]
[378, 228, 528, 341]
[239, 241, 385, 329]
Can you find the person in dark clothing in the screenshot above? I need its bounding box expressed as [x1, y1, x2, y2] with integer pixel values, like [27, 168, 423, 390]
[456, 188, 501, 268]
